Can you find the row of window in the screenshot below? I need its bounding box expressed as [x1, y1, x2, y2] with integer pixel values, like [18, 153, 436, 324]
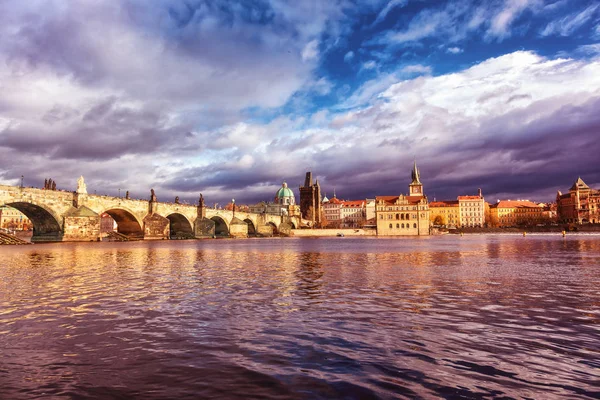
[388, 223, 417, 229]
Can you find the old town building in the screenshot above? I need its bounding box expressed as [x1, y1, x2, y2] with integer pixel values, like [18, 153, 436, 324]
[557, 177, 600, 224]
[249, 182, 300, 216]
[489, 200, 548, 227]
[458, 189, 485, 227]
[0, 205, 31, 231]
[340, 200, 366, 228]
[429, 200, 460, 227]
[376, 161, 430, 236]
[322, 193, 343, 227]
[299, 172, 322, 226]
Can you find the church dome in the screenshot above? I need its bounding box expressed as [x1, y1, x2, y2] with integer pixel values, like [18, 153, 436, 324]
[275, 182, 295, 205]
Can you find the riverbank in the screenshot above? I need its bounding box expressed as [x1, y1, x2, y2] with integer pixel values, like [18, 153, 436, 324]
[450, 224, 600, 234]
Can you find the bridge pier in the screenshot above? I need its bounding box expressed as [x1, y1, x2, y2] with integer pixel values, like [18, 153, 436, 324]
[62, 206, 101, 242]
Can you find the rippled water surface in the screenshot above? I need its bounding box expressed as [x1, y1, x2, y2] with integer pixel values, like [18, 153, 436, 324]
[1, 236, 599, 399]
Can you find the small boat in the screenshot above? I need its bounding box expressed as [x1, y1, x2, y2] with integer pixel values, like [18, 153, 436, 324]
[336, 233, 344, 237]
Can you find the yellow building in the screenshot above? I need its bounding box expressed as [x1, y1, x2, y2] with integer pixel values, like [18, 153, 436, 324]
[429, 201, 459, 227]
[490, 200, 547, 227]
[376, 161, 430, 236]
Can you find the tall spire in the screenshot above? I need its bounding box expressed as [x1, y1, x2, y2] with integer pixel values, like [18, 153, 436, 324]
[411, 159, 421, 184]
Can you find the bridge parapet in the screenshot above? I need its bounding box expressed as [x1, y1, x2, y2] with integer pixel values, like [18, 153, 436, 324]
[1, 184, 302, 242]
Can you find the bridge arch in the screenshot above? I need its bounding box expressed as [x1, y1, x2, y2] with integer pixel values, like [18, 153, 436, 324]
[211, 216, 229, 236]
[101, 207, 144, 238]
[267, 221, 278, 235]
[0, 201, 62, 241]
[244, 218, 256, 235]
[166, 213, 194, 238]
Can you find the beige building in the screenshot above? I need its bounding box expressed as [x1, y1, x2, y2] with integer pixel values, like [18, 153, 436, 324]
[376, 161, 430, 236]
[322, 194, 343, 227]
[557, 177, 600, 224]
[340, 200, 366, 228]
[458, 190, 485, 227]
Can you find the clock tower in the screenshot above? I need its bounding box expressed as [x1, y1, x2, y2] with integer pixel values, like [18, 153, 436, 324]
[409, 160, 423, 197]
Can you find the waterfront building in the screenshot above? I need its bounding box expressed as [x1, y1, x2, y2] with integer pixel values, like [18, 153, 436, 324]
[557, 177, 600, 224]
[458, 189, 485, 227]
[249, 181, 300, 217]
[365, 198, 376, 227]
[322, 194, 342, 227]
[299, 172, 322, 226]
[429, 201, 459, 227]
[340, 200, 366, 228]
[489, 200, 549, 227]
[375, 161, 430, 236]
[0, 206, 31, 231]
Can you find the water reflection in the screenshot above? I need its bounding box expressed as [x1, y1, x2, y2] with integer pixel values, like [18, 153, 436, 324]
[0, 236, 599, 399]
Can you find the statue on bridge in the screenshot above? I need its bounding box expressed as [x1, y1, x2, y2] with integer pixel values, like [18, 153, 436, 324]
[175, 196, 180, 204]
[198, 193, 204, 208]
[76, 175, 87, 194]
[150, 189, 157, 202]
[125, 191, 130, 200]
[51, 180, 56, 191]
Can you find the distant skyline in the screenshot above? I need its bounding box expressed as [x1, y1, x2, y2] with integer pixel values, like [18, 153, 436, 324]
[1, 0, 599, 204]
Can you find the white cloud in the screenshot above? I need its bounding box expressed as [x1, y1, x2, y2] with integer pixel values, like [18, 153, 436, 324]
[401, 64, 432, 75]
[487, 0, 537, 40]
[344, 51, 355, 63]
[362, 60, 378, 70]
[302, 40, 320, 62]
[371, 0, 408, 26]
[446, 46, 463, 54]
[540, 4, 599, 37]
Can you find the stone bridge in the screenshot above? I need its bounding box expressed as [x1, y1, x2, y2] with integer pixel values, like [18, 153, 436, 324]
[0, 184, 302, 242]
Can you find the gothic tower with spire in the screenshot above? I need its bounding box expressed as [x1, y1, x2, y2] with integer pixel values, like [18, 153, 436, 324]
[409, 160, 423, 197]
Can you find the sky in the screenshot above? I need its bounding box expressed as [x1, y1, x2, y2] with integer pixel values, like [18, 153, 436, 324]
[1, 0, 599, 205]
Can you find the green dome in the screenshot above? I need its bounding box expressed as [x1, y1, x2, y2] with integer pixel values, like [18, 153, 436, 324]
[275, 182, 295, 205]
[276, 185, 294, 198]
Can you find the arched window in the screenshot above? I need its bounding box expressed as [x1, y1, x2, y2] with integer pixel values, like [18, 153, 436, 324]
[396, 213, 400, 220]
[413, 223, 417, 228]
[389, 223, 392, 229]
[396, 223, 399, 228]
[401, 214, 405, 220]
[401, 223, 404, 228]
[406, 213, 410, 220]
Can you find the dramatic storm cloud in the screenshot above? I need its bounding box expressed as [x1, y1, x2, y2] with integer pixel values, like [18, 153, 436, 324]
[1, 0, 599, 204]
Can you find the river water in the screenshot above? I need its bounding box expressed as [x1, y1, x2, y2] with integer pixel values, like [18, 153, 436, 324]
[0, 235, 599, 399]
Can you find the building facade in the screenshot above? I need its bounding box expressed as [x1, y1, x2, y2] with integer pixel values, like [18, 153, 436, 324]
[249, 182, 300, 216]
[489, 200, 548, 227]
[557, 177, 600, 224]
[340, 200, 366, 228]
[429, 201, 460, 227]
[458, 189, 485, 227]
[376, 161, 430, 236]
[0, 205, 31, 231]
[299, 172, 322, 226]
[322, 195, 342, 227]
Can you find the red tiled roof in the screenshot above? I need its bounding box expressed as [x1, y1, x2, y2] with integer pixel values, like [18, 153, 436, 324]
[430, 200, 459, 207]
[376, 195, 425, 205]
[458, 196, 482, 200]
[491, 200, 542, 209]
[324, 197, 343, 204]
[342, 200, 365, 207]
